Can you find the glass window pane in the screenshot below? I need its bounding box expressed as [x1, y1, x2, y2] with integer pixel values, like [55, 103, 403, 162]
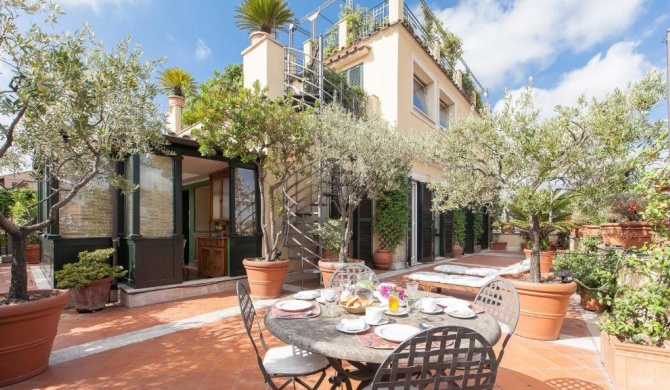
[234, 168, 256, 236]
[413, 78, 429, 115]
[139, 155, 173, 237]
[439, 102, 450, 129]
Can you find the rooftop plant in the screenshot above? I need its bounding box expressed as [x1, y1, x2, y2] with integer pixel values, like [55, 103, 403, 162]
[429, 71, 666, 283]
[0, 0, 165, 304]
[156, 67, 197, 98]
[182, 64, 243, 126]
[235, 0, 294, 34]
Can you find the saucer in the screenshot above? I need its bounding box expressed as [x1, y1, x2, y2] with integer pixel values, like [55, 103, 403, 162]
[336, 322, 370, 334]
[364, 318, 390, 326]
[384, 309, 409, 316]
[419, 306, 443, 314]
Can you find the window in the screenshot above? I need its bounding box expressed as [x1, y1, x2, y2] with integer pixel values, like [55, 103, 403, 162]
[413, 77, 430, 116]
[343, 64, 363, 87]
[439, 101, 451, 129]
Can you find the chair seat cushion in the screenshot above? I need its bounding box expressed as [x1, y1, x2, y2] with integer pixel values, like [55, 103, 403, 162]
[264, 345, 329, 375]
[433, 265, 497, 277]
[408, 272, 494, 288]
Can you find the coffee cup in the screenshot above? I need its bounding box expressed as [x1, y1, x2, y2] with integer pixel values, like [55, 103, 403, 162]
[365, 306, 384, 324]
[420, 298, 437, 312]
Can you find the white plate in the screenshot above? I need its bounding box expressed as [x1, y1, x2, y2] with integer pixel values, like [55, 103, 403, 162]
[444, 306, 476, 319]
[364, 318, 390, 326]
[275, 300, 313, 312]
[315, 297, 325, 304]
[418, 306, 443, 314]
[293, 291, 320, 300]
[336, 322, 370, 334]
[384, 309, 409, 316]
[436, 297, 470, 308]
[375, 324, 421, 342]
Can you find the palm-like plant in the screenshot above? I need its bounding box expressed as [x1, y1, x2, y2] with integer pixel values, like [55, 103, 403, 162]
[157, 67, 197, 98]
[235, 0, 295, 34]
[508, 190, 575, 249]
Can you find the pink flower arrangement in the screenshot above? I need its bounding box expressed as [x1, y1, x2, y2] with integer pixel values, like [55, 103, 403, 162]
[379, 284, 404, 301]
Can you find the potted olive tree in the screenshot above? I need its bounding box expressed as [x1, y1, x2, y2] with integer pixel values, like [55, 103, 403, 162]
[0, 1, 165, 386]
[193, 82, 313, 299]
[55, 248, 126, 313]
[430, 71, 665, 340]
[307, 104, 416, 277]
[373, 177, 410, 270]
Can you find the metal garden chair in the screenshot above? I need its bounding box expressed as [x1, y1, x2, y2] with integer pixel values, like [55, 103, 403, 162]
[236, 282, 330, 389]
[473, 278, 520, 365]
[369, 326, 498, 390]
[328, 263, 379, 289]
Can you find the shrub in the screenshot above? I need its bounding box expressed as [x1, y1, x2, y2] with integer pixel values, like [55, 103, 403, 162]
[311, 219, 349, 254]
[452, 209, 466, 247]
[553, 244, 619, 304]
[56, 248, 126, 290]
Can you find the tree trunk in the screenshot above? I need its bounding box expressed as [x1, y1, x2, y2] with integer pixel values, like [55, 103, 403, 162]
[529, 213, 541, 283]
[257, 168, 273, 261]
[339, 206, 354, 263]
[5, 233, 28, 302]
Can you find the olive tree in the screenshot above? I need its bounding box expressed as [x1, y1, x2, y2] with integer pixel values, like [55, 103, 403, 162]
[430, 71, 666, 283]
[193, 82, 313, 261]
[308, 104, 417, 262]
[0, 1, 165, 303]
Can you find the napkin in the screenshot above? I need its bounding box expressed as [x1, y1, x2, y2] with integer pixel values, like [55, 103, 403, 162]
[340, 318, 366, 331]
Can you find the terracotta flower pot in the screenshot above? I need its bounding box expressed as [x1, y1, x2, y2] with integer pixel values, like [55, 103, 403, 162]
[601, 222, 652, 249]
[0, 290, 70, 387]
[505, 277, 577, 341]
[69, 276, 113, 313]
[601, 331, 670, 389]
[522, 249, 556, 273]
[452, 244, 464, 258]
[318, 259, 365, 288]
[320, 248, 339, 260]
[25, 244, 39, 264]
[243, 259, 289, 299]
[372, 249, 393, 270]
[578, 290, 607, 312]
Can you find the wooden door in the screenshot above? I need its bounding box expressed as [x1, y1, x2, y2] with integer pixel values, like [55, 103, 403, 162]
[353, 197, 373, 265]
[418, 183, 434, 262]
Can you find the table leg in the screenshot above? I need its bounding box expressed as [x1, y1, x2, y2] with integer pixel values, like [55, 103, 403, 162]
[326, 358, 379, 390]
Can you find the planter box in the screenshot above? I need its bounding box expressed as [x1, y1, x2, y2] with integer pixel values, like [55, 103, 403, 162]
[601, 331, 670, 389]
[490, 242, 507, 250]
[601, 222, 652, 249]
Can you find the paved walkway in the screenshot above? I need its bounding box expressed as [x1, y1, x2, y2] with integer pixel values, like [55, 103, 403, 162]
[1, 251, 613, 389]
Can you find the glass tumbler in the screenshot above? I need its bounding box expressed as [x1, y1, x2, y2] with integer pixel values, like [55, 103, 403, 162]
[388, 291, 400, 312]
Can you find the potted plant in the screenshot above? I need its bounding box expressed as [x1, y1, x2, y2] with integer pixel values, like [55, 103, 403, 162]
[373, 177, 410, 270]
[600, 192, 652, 249]
[55, 248, 126, 313]
[308, 104, 416, 275]
[235, 0, 294, 42]
[452, 209, 466, 257]
[490, 220, 508, 250]
[472, 210, 484, 252]
[194, 83, 313, 299]
[553, 236, 617, 312]
[156, 67, 197, 107]
[0, 1, 166, 386]
[429, 72, 664, 340]
[509, 190, 574, 274]
[310, 218, 350, 286]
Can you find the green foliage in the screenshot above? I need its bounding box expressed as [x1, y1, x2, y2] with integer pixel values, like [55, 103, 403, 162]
[375, 176, 410, 250]
[0, 0, 165, 302]
[553, 245, 619, 302]
[310, 218, 349, 253]
[598, 245, 670, 347]
[602, 191, 646, 222]
[308, 104, 418, 262]
[637, 164, 670, 239]
[430, 71, 666, 282]
[182, 64, 243, 126]
[507, 190, 575, 247]
[55, 248, 126, 289]
[420, 1, 463, 68]
[193, 82, 313, 261]
[340, 4, 375, 45]
[322, 68, 368, 118]
[452, 209, 466, 247]
[235, 0, 294, 34]
[472, 211, 484, 245]
[156, 67, 197, 98]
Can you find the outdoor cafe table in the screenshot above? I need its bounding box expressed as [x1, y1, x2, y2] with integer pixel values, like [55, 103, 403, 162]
[264, 291, 501, 389]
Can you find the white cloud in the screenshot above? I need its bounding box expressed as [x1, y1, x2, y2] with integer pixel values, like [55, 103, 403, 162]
[57, 0, 148, 15]
[195, 39, 211, 60]
[431, 0, 646, 88]
[494, 41, 653, 118]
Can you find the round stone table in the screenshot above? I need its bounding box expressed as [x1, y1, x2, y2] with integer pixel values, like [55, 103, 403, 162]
[265, 292, 501, 388]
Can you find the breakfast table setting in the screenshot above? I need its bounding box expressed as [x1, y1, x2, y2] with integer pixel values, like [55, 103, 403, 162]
[264, 279, 501, 389]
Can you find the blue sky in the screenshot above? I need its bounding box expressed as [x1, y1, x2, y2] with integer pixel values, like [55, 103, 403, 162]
[51, 0, 670, 119]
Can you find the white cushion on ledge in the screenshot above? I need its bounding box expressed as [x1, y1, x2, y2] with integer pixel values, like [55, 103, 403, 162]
[433, 265, 497, 277]
[408, 272, 495, 288]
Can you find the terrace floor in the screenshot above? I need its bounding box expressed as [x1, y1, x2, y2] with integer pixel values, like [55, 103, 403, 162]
[1, 251, 613, 389]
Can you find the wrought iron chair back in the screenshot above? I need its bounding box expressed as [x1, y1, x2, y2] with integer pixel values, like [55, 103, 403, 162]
[329, 263, 379, 289]
[474, 278, 520, 364]
[370, 326, 498, 389]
